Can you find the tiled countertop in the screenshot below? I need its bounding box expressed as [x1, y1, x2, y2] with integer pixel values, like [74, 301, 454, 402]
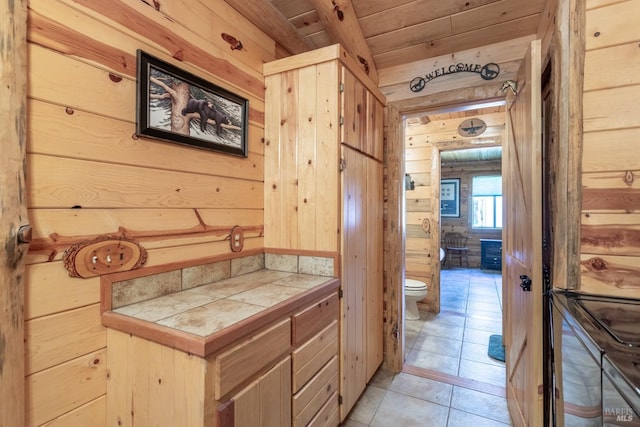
[103, 269, 340, 357]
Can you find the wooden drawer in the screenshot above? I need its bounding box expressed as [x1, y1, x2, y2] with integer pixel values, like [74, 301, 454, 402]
[293, 356, 338, 426]
[292, 320, 338, 393]
[307, 391, 339, 427]
[292, 292, 339, 346]
[213, 318, 291, 399]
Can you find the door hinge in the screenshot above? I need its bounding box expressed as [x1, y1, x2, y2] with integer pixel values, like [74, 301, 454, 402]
[339, 83, 344, 93]
[339, 116, 344, 126]
[338, 394, 343, 405]
[339, 158, 346, 172]
[338, 288, 343, 298]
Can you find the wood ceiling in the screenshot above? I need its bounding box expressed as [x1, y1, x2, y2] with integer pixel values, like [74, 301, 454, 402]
[224, 0, 547, 160]
[225, 0, 548, 87]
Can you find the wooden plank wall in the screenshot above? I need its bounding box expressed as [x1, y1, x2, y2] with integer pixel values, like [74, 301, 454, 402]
[441, 161, 503, 268]
[24, 1, 275, 425]
[580, 0, 640, 297]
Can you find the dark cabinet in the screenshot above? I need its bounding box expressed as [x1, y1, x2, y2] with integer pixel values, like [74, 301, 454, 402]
[480, 239, 502, 270]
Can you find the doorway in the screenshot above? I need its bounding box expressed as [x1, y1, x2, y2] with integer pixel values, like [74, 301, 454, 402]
[402, 101, 508, 387]
[403, 101, 505, 309]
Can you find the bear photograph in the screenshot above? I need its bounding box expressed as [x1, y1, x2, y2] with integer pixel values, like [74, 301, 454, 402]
[136, 50, 248, 157]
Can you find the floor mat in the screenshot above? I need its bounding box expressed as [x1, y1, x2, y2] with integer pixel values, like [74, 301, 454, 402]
[488, 334, 505, 362]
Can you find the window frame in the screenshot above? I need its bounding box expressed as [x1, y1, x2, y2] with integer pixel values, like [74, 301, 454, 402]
[471, 174, 503, 230]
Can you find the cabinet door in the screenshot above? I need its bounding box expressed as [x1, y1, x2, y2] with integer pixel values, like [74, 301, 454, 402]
[341, 67, 384, 160]
[341, 68, 367, 153]
[233, 357, 291, 427]
[340, 146, 384, 419]
[341, 146, 367, 419]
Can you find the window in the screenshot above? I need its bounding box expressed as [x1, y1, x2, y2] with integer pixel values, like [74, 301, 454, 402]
[472, 175, 502, 229]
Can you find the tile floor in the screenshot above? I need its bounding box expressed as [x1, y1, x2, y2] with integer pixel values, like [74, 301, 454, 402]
[341, 268, 513, 427]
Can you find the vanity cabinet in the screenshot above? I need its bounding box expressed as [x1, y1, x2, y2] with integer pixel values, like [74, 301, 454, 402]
[263, 44, 385, 420]
[106, 289, 339, 427]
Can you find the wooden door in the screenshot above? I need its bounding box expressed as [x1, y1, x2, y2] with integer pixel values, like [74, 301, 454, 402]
[365, 156, 383, 381]
[503, 39, 543, 427]
[340, 145, 367, 419]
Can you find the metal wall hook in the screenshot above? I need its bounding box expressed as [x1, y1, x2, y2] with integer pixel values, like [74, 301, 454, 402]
[501, 80, 518, 95]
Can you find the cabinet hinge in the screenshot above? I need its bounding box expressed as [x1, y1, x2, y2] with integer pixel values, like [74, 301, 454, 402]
[338, 394, 343, 405]
[339, 116, 344, 126]
[339, 158, 346, 172]
[339, 83, 344, 93]
[338, 288, 343, 298]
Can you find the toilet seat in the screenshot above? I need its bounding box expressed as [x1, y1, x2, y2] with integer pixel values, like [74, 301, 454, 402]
[405, 279, 427, 291]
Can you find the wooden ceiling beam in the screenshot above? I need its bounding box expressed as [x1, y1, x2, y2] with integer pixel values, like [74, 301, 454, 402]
[224, 0, 315, 55]
[308, 0, 379, 84]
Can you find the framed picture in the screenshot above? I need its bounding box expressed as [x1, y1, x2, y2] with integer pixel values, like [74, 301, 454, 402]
[136, 50, 248, 157]
[440, 178, 460, 217]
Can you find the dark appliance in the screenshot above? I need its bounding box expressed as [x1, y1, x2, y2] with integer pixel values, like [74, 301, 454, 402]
[550, 290, 640, 426]
[480, 239, 502, 270]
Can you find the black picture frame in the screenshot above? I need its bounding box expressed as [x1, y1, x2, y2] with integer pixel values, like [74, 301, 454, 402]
[136, 50, 248, 157]
[440, 178, 460, 217]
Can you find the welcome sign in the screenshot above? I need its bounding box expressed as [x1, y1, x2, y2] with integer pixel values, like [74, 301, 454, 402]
[409, 62, 500, 93]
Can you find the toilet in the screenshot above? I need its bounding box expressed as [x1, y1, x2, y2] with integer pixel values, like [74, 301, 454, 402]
[405, 279, 428, 320]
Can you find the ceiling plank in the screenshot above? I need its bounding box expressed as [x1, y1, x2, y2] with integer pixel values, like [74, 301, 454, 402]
[224, 0, 315, 54]
[358, 0, 500, 38]
[307, 0, 379, 83]
[373, 17, 539, 69]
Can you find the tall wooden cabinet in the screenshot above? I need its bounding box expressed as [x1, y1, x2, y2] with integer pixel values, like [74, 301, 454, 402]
[263, 44, 385, 420]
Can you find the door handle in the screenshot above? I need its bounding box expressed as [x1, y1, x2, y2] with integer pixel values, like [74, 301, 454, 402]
[520, 275, 532, 292]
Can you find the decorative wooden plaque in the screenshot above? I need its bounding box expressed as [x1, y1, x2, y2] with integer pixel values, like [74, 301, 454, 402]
[63, 235, 147, 278]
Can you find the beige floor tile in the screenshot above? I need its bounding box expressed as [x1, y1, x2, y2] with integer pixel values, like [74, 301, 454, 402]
[425, 311, 467, 327]
[461, 341, 505, 367]
[466, 300, 502, 313]
[458, 359, 506, 388]
[388, 372, 453, 406]
[368, 367, 396, 390]
[406, 318, 425, 333]
[441, 301, 468, 313]
[465, 293, 499, 304]
[468, 286, 499, 297]
[450, 386, 512, 424]
[370, 390, 449, 427]
[462, 327, 495, 346]
[421, 322, 465, 341]
[413, 334, 462, 358]
[447, 408, 512, 426]
[405, 328, 419, 352]
[406, 348, 459, 376]
[464, 316, 503, 333]
[346, 385, 386, 425]
[339, 420, 368, 427]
